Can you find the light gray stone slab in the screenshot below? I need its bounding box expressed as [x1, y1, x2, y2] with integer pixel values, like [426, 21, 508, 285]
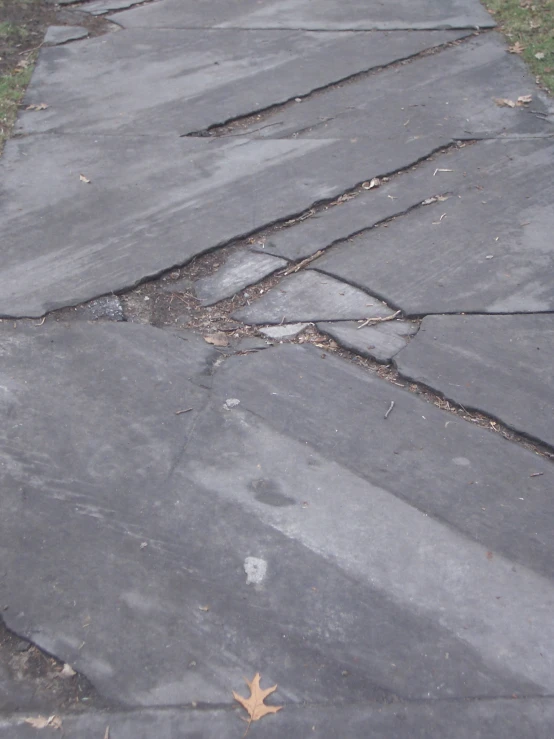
[233, 271, 393, 324]
[2, 326, 554, 711]
[0, 134, 417, 318]
[3, 700, 554, 739]
[83, 0, 145, 14]
[259, 322, 308, 339]
[43, 25, 89, 45]
[241, 35, 548, 142]
[195, 251, 286, 305]
[311, 137, 554, 314]
[318, 320, 419, 363]
[395, 314, 554, 447]
[16, 29, 467, 137]
[112, 0, 495, 30]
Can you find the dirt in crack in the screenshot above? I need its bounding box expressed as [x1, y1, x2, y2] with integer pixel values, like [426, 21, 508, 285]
[0, 616, 109, 714]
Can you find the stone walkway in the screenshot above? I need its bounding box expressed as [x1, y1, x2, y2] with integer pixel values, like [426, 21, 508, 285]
[1, 0, 554, 736]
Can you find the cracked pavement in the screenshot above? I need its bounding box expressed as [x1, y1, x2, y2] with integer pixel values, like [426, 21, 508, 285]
[1, 0, 554, 736]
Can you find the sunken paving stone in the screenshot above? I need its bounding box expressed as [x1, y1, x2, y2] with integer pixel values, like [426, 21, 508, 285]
[194, 251, 287, 306]
[4, 701, 554, 738]
[311, 137, 554, 314]
[16, 30, 468, 137]
[318, 320, 419, 363]
[0, 134, 407, 318]
[395, 314, 554, 447]
[43, 26, 89, 45]
[1, 326, 554, 712]
[111, 0, 496, 31]
[239, 34, 548, 142]
[233, 271, 393, 324]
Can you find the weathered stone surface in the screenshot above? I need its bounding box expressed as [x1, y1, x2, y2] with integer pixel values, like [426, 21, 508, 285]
[112, 0, 495, 30]
[16, 29, 467, 137]
[0, 134, 407, 318]
[2, 326, 554, 710]
[259, 323, 308, 339]
[233, 271, 392, 324]
[241, 35, 547, 142]
[3, 700, 554, 738]
[311, 137, 554, 314]
[195, 251, 286, 305]
[395, 314, 554, 447]
[82, 0, 145, 14]
[43, 26, 88, 45]
[318, 320, 419, 362]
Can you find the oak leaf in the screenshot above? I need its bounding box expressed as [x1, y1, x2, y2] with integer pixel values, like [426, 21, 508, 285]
[233, 673, 282, 734]
[23, 715, 62, 729]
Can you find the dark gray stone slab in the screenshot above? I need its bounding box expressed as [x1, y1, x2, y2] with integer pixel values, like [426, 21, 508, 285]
[1, 326, 554, 710]
[16, 29, 466, 137]
[395, 314, 554, 447]
[112, 0, 495, 30]
[3, 700, 554, 739]
[311, 137, 554, 314]
[0, 134, 412, 318]
[195, 251, 286, 305]
[43, 26, 89, 45]
[233, 271, 393, 324]
[240, 35, 547, 142]
[318, 319, 419, 363]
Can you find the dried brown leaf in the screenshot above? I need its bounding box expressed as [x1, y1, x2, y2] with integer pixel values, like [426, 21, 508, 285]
[493, 97, 516, 108]
[203, 332, 229, 347]
[23, 715, 62, 729]
[535, 51, 545, 60]
[26, 103, 49, 111]
[79, 174, 91, 184]
[233, 673, 282, 733]
[361, 178, 380, 190]
[517, 94, 533, 105]
[59, 663, 76, 678]
[508, 41, 525, 54]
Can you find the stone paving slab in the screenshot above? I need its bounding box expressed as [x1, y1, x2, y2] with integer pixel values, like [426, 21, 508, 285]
[195, 251, 287, 306]
[111, 0, 496, 31]
[318, 320, 419, 363]
[311, 137, 554, 314]
[0, 134, 405, 318]
[16, 29, 465, 137]
[395, 314, 554, 447]
[1, 324, 554, 711]
[233, 271, 393, 324]
[242, 34, 547, 142]
[3, 700, 554, 739]
[43, 26, 88, 45]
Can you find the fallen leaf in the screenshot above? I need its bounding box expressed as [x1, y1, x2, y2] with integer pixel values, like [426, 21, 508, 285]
[508, 41, 525, 54]
[79, 174, 91, 183]
[16, 59, 30, 69]
[26, 103, 49, 111]
[203, 332, 229, 347]
[517, 94, 533, 104]
[104, 727, 110, 739]
[59, 663, 76, 678]
[535, 51, 545, 60]
[233, 673, 282, 734]
[24, 715, 62, 729]
[494, 97, 516, 108]
[198, 605, 210, 611]
[362, 178, 380, 190]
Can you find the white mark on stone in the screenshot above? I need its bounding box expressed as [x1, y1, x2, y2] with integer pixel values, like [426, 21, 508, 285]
[244, 557, 267, 585]
[224, 398, 240, 410]
[453, 457, 471, 467]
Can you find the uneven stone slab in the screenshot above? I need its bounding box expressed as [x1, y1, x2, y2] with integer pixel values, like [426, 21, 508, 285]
[82, 0, 145, 14]
[233, 271, 392, 324]
[259, 323, 308, 339]
[395, 314, 554, 447]
[3, 700, 554, 739]
[16, 29, 466, 137]
[241, 35, 547, 142]
[311, 137, 554, 314]
[112, 0, 495, 30]
[1, 326, 554, 709]
[43, 26, 88, 45]
[0, 134, 415, 318]
[318, 320, 419, 363]
[195, 251, 286, 305]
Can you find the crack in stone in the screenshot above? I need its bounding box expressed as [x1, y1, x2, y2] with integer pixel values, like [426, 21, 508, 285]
[183, 32, 479, 138]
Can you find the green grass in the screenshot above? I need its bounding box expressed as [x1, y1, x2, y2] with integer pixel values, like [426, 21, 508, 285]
[0, 56, 35, 151]
[0, 21, 28, 41]
[483, 0, 554, 95]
